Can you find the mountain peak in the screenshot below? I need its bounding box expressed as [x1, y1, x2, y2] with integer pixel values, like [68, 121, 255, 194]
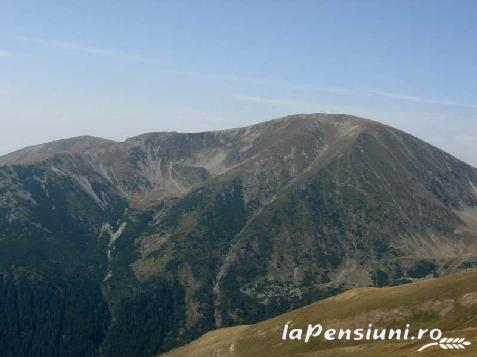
[0, 135, 116, 165]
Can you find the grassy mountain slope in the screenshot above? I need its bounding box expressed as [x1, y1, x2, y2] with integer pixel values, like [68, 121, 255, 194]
[165, 271, 477, 357]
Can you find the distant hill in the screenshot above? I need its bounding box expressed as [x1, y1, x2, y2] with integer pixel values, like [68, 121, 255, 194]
[1, 114, 477, 356]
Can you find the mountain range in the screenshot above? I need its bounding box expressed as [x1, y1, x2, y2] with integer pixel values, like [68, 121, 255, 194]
[1, 114, 476, 356]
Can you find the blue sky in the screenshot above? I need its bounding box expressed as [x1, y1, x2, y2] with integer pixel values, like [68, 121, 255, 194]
[1, 0, 476, 165]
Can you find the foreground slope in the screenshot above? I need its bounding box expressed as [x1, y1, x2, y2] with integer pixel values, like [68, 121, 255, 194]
[1, 114, 477, 356]
[165, 271, 477, 357]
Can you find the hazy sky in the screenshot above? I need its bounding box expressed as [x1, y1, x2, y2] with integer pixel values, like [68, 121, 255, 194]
[1, 0, 476, 166]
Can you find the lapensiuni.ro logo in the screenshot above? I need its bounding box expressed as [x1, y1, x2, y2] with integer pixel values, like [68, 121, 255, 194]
[282, 322, 472, 352]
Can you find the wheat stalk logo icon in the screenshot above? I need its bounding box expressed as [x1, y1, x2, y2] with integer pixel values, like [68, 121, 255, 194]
[418, 337, 471, 352]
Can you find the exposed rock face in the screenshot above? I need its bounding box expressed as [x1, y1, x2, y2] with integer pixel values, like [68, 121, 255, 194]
[1, 114, 477, 356]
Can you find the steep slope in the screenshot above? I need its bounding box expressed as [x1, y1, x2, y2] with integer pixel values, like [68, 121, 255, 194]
[211, 121, 477, 326]
[131, 115, 477, 338]
[1, 114, 477, 356]
[2, 120, 335, 207]
[0, 154, 128, 356]
[164, 270, 477, 357]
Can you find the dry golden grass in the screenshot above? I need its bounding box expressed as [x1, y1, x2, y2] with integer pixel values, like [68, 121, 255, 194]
[164, 271, 477, 357]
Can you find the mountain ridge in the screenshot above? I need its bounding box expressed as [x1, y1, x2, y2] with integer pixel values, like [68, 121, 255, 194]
[0, 113, 376, 165]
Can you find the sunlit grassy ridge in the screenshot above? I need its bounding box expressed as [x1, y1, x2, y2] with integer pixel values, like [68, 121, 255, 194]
[165, 271, 477, 356]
